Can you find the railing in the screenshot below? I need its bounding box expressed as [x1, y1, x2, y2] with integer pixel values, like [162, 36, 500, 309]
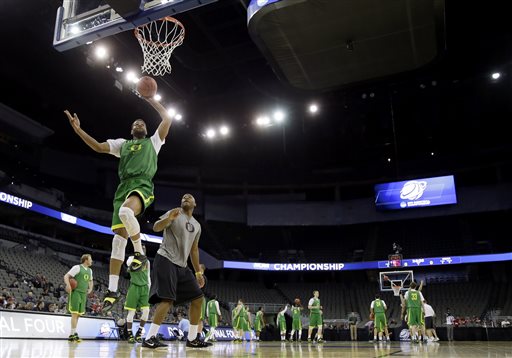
[228, 302, 287, 314]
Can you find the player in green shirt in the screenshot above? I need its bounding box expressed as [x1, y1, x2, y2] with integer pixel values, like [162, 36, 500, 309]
[206, 295, 222, 342]
[370, 294, 389, 341]
[232, 299, 246, 342]
[307, 290, 324, 343]
[64, 254, 93, 342]
[401, 282, 425, 343]
[254, 307, 265, 341]
[289, 300, 303, 342]
[65, 95, 172, 312]
[277, 304, 289, 341]
[124, 246, 150, 343]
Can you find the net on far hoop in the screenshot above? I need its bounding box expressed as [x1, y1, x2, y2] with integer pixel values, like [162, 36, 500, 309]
[134, 17, 185, 76]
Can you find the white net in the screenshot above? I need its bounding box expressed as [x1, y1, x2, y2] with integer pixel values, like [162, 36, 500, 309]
[134, 17, 185, 77]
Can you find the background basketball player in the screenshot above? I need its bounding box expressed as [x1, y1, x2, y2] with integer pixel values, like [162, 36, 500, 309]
[64, 254, 93, 342]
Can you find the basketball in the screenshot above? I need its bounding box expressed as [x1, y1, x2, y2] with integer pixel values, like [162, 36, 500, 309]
[69, 278, 78, 290]
[383, 275, 389, 281]
[136, 76, 157, 97]
[370, 312, 375, 320]
[294, 298, 301, 305]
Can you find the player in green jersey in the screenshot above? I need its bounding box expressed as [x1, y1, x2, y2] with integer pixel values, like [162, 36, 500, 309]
[276, 304, 289, 341]
[289, 301, 303, 342]
[124, 245, 150, 343]
[232, 299, 245, 342]
[65, 96, 173, 312]
[254, 307, 265, 341]
[401, 282, 425, 343]
[307, 290, 324, 343]
[205, 295, 222, 342]
[370, 294, 389, 341]
[64, 254, 93, 342]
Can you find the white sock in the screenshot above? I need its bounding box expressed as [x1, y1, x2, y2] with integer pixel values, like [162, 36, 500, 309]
[205, 328, 215, 341]
[147, 323, 160, 339]
[188, 325, 198, 341]
[71, 328, 76, 335]
[132, 238, 143, 254]
[108, 275, 119, 292]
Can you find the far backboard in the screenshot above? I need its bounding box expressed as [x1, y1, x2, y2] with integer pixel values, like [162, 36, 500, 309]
[53, 0, 217, 51]
[379, 270, 414, 292]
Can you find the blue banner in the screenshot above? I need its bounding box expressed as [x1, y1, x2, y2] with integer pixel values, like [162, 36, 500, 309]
[0, 191, 162, 243]
[375, 175, 457, 210]
[224, 252, 512, 271]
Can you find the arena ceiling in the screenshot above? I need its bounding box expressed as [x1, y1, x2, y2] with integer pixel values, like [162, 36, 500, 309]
[1, 0, 512, 189]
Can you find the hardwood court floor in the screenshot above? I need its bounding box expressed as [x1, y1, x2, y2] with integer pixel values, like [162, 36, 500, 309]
[1, 339, 511, 357]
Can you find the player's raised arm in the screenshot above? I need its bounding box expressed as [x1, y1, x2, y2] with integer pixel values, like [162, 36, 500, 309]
[153, 208, 181, 232]
[144, 97, 173, 140]
[64, 110, 110, 153]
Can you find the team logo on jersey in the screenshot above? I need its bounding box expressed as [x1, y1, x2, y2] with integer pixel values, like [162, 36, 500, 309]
[129, 144, 142, 152]
[84, 274, 90, 280]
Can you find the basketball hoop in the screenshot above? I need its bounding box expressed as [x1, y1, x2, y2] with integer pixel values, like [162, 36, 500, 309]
[134, 17, 185, 76]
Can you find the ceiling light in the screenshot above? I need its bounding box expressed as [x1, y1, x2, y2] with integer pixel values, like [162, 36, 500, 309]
[175, 114, 183, 121]
[95, 46, 107, 59]
[126, 71, 137, 82]
[491, 72, 501, 80]
[273, 110, 285, 123]
[219, 126, 230, 136]
[309, 104, 319, 114]
[256, 116, 270, 126]
[206, 129, 216, 138]
[153, 94, 162, 101]
[115, 67, 123, 72]
[167, 108, 176, 117]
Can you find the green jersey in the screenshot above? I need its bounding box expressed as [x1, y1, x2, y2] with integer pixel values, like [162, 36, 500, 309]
[233, 305, 244, 321]
[372, 299, 386, 314]
[240, 307, 249, 320]
[207, 299, 219, 315]
[310, 297, 321, 314]
[128, 257, 150, 286]
[256, 311, 264, 325]
[114, 136, 160, 181]
[406, 289, 422, 309]
[119, 138, 157, 180]
[292, 306, 301, 321]
[74, 265, 92, 293]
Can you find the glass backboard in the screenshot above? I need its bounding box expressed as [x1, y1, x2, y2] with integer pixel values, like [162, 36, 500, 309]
[53, 0, 217, 51]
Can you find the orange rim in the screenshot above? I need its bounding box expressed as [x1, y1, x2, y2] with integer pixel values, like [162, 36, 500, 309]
[134, 16, 185, 48]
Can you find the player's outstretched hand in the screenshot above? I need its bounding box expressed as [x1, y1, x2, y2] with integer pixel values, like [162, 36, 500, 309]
[168, 207, 181, 220]
[64, 110, 80, 131]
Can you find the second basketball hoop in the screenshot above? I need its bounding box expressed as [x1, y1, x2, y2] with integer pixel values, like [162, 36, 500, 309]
[134, 17, 185, 77]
